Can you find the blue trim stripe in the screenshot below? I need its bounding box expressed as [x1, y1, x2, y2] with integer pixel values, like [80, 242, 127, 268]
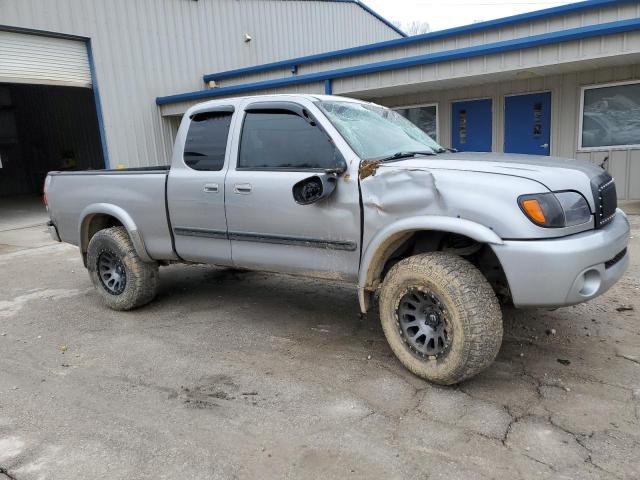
[158, 17, 640, 106]
[203, 0, 635, 83]
[86, 40, 110, 168]
[324, 79, 332, 95]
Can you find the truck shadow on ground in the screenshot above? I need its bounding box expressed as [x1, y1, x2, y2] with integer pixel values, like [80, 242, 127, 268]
[143, 263, 637, 390]
[1, 249, 638, 479]
[122, 263, 639, 478]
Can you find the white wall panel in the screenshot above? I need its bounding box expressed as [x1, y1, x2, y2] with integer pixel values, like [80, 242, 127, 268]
[227, 2, 640, 86]
[0, 0, 401, 167]
[629, 150, 640, 199]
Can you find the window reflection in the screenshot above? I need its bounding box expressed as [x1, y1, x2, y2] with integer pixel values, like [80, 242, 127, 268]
[396, 105, 438, 142]
[582, 82, 640, 148]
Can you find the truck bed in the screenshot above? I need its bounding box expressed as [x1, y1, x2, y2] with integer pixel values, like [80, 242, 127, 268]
[47, 167, 176, 260]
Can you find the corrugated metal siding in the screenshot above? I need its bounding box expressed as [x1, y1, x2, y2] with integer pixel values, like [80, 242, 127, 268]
[0, 0, 400, 168]
[330, 31, 640, 96]
[372, 63, 640, 200]
[162, 26, 640, 115]
[0, 31, 91, 87]
[219, 2, 640, 87]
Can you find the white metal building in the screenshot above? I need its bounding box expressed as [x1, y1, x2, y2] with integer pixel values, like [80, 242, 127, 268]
[158, 0, 640, 201]
[0, 0, 403, 200]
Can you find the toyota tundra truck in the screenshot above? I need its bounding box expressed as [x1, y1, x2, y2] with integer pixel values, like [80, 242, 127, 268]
[44, 94, 630, 384]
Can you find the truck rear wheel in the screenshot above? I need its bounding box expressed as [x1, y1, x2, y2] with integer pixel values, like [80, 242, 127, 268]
[379, 252, 502, 385]
[87, 226, 159, 311]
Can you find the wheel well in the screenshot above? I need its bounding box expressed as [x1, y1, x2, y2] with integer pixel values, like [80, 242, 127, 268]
[81, 214, 123, 265]
[367, 230, 511, 303]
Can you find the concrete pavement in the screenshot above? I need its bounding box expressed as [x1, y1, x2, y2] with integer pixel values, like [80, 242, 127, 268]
[0, 219, 638, 479]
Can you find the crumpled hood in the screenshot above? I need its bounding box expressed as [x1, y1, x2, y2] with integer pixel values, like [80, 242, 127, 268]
[382, 152, 607, 210]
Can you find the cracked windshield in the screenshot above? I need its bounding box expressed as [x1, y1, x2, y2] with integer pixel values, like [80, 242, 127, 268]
[318, 100, 444, 160]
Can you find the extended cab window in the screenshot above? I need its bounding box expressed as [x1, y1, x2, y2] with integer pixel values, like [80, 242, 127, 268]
[239, 110, 336, 170]
[183, 112, 232, 171]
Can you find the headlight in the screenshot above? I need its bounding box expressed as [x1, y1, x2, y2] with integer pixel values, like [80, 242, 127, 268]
[518, 191, 591, 228]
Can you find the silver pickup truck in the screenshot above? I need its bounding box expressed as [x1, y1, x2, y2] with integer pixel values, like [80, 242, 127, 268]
[45, 94, 630, 384]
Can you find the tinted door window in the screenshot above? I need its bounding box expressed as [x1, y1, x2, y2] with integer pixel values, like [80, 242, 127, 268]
[239, 110, 337, 170]
[183, 112, 232, 171]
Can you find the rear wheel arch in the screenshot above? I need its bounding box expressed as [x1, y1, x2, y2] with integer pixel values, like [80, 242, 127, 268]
[358, 217, 507, 313]
[79, 205, 152, 266]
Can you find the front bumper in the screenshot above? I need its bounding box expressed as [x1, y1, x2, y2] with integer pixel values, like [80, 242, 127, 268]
[492, 209, 630, 307]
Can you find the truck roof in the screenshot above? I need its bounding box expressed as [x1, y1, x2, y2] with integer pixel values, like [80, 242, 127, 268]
[185, 94, 365, 117]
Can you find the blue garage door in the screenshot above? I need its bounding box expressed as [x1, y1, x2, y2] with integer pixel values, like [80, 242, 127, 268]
[504, 92, 551, 156]
[451, 99, 492, 152]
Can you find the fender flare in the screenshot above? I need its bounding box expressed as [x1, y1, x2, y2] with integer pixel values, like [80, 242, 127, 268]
[357, 215, 504, 313]
[78, 203, 152, 263]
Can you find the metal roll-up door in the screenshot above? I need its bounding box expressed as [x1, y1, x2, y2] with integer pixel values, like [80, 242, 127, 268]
[0, 31, 91, 88]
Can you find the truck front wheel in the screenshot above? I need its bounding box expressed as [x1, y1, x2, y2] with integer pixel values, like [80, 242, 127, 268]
[87, 226, 159, 311]
[379, 252, 502, 385]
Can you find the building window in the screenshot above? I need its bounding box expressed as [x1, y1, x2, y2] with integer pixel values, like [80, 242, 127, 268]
[580, 81, 640, 149]
[395, 104, 438, 141]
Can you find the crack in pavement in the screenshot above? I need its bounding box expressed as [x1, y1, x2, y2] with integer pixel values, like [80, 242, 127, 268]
[616, 353, 640, 366]
[547, 416, 626, 480]
[500, 405, 517, 446]
[461, 361, 638, 477]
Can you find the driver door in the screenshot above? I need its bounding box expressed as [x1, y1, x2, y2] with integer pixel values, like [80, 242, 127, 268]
[224, 101, 361, 281]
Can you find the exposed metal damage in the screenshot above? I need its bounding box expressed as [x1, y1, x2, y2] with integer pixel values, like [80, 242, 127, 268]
[360, 167, 442, 217]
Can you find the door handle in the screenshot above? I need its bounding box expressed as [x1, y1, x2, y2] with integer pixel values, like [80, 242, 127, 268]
[540, 143, 549, 149]
[203, 183, 219, 193]
[234, 183, 252, 194]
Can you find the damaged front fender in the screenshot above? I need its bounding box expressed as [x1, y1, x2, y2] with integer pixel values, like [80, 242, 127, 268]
[357, 165, 504, 313]
[357, 216, 504, 312]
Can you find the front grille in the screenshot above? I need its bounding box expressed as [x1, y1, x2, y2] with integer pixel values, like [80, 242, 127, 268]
[592, 173, 617, 229]
[605, 248, 627, 269]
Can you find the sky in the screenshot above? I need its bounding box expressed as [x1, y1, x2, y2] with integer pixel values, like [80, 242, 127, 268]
[363, 0, 587, 33]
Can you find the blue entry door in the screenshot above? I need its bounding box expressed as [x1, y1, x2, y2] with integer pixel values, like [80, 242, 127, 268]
[451, 99, 492, 152]
[504, 92, 551, 156]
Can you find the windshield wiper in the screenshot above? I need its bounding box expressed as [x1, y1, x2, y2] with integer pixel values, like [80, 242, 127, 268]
[435, 147, 458, 153]
[376, 150, 436, 162]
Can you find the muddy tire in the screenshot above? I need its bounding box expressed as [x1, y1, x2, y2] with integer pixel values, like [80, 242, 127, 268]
[379, 252, 502, 385]
[87, 226, 159, 311]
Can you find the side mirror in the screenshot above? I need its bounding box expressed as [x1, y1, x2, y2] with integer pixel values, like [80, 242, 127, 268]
[292, 173, 338, 205]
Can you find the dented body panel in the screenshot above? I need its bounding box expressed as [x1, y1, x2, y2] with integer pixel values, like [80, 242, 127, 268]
[45, 94, 630, 314]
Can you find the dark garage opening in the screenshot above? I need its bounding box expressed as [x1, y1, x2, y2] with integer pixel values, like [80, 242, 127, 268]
[0, 83, 104, 230]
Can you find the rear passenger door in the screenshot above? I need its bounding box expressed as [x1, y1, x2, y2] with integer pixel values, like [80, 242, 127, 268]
[224, 101, 361, 281]
[167, 107, 234, 265]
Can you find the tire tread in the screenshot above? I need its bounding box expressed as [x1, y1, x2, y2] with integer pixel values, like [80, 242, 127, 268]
[87, 226, 158, 311]
[379, 252, 502, 384]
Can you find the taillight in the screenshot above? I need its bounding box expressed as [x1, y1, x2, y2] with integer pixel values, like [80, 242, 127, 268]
[43, 176, 51, 208]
